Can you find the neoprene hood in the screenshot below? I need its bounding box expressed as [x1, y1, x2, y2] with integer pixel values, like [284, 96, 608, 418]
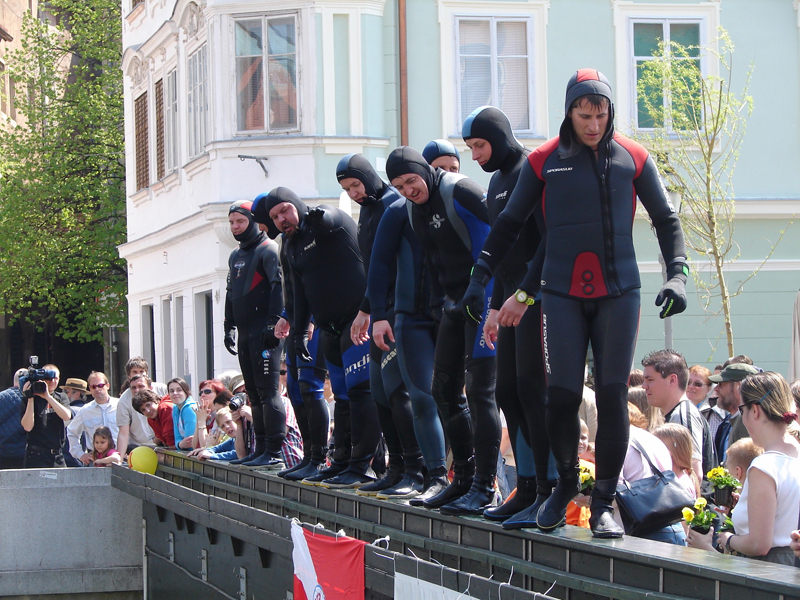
[558, 68, 615, 158]
[335, 154, 385, 206]
[385, 146, 436, 193]
[462, 106, 524, 173]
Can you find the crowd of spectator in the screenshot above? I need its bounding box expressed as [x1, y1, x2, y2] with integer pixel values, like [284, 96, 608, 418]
[2, 349, 800, 568]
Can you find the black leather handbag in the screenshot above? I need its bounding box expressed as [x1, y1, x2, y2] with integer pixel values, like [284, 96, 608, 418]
[616, 438, 696, 536]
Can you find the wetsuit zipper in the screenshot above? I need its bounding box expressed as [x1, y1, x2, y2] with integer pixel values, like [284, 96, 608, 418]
[591, 146, 620, 295]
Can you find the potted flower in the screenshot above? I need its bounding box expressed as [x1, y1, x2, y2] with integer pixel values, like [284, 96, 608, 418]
[706, 466, 740, 508]
[579, 463, 594, 495]
[683, 497, 715, 534]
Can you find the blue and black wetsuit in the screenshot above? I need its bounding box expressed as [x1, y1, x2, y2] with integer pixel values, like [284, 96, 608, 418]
[252, 188, 380, 479]
[462, 106, 555, 498]
[367, 198, 446, 474]
[337, 154, 422, 487]
[225, 203, 286, 461]
[472, 70, 687, 535]
[387, 147, 500, 513]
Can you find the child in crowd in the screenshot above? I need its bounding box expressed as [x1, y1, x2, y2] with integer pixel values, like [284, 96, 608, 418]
[725, 437, 764, 486]
[567, 420, 594, 529]
[92, 427, 121, 467]
[652, 423, 701, 499]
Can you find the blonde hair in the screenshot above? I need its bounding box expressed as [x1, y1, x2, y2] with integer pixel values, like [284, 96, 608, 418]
[652, 423, 701, 496]
[215, 406, 232, 425]
[627, 387, 664, 431]
[725, 437, 763, 472]
[740, 372, 800, 440]
[627, 402, 649, 430]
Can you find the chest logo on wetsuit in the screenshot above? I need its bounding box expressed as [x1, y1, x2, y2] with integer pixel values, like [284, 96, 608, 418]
[234, 260, 246, 278]
[495, 191, 507, 200]
[431, 214, 445, 229]
[304, 240, 317, 251]
[546, 167, 573, 174]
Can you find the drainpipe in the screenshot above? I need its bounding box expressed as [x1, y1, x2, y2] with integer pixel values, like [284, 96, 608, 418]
[398, 0, 408, 145]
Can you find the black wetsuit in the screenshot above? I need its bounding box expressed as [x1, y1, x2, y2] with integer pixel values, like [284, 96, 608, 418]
[368, 198, 446, 472]
[337, 153, 423, 484]
[476, 112, 686, 490]
[386, 148, 500, 496]
[225, 224, 286, 456]
[254, 188, 380, 476]
[462, 106, 553, 483]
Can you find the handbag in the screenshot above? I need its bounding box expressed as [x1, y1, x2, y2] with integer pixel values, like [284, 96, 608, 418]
[615, 438, 696, 536]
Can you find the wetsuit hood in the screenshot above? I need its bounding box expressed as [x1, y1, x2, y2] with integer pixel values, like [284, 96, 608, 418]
[251, 187, 309, 233]
[228, 200, 262, 247]
[558, 69, 615, 159]
[335, 153, 386, 206]
[422, 139, 460, 166]
[462, 106, 524, 173]
[386, 146, 436, 195]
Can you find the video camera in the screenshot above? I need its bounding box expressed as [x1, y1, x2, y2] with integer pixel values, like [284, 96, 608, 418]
[19, 356, 57, 399]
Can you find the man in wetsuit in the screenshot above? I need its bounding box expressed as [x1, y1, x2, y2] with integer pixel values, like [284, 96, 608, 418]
[386, 147, 500, 516]
[259, 214, 333, 481]
[252, 187, 381, 489]
[461, 106, 557, 526]
[461, 70, 688, 538]
[338, 154, 425, 497]
[224, 200, 287, 468]
[422, 139, 461, 173]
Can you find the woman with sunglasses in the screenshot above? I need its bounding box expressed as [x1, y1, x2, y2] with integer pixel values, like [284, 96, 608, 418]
[168, 378, 197, 450]
[194, 379, 227, 449]
[687, 372, 800, 565]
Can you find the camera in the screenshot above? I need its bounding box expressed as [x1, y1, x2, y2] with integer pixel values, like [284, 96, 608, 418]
[229, 393, 246, 411]
[19, 356, 57, 399]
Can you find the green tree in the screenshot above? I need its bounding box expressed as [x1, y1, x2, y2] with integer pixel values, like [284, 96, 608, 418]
[0, 0, 126, 344]
[636, 29, 779, 357]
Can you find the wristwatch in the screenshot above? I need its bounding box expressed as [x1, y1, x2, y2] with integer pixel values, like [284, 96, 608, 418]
[514, 289, 535, 306]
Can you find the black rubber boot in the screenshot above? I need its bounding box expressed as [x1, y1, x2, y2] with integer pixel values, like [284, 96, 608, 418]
[484, 476, 537, 522]
[535, 473, 580, 532]
[278, 458, 310, 479]
[242, 451, 285, 469]
[501, 479, 557, 530]
[283, 461, 323, 482]
[439, 476, 497, 516]
[376, 470, 426, 500]
[230, 436, 265, 465]
[355, 463, 404, 496]
[422, 459, 474, 509]
[409, 467, 449, 507]
[319, 468, 376, 489]
[301, 461, 348, 485]
[589, 478, 624, 539]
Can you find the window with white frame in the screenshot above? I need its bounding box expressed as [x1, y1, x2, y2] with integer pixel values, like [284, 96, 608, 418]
[234, 15, 298, 132]
[456, 17, 533, 133]
[187, 45, 208, 158]
[165, 69, 179, 172]
[632, 19, 701, 129]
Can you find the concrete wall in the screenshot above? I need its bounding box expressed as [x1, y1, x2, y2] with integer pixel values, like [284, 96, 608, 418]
[0, 467, 143, 599]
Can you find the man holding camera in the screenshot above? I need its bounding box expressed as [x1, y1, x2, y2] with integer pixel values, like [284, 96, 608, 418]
[19, 364, 72, 468]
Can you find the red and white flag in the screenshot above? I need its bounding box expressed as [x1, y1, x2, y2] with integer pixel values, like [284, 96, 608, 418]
[291, 521, 366, 600]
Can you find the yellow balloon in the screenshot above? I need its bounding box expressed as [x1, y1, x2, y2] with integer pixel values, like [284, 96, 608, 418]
[129, 446, 158, 474]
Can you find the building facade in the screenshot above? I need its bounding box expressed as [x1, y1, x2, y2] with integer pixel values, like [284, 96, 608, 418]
[120, 0, 800, 385]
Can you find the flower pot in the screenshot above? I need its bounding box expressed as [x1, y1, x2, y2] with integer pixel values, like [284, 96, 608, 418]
[691, 525, 710, 535]
[715, 486, 734, 508]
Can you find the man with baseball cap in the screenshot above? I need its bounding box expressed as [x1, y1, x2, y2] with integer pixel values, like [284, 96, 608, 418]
[709, 363, 760, 462]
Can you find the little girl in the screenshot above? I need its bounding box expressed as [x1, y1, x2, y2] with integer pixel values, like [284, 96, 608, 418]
[92, 427, 121, 467]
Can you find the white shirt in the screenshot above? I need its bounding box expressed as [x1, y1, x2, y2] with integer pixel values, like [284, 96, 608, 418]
[732, 451, 800, 548]
[67, 397, 119, 458]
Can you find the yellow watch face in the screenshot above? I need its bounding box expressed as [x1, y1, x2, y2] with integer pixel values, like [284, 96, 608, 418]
[515, 290, 527, 303]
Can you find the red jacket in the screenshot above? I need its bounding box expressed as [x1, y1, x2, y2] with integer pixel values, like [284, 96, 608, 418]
[149, 396, 175, 447]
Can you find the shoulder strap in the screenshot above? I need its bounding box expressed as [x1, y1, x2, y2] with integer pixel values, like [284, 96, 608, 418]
[439, 172, 472, 252]
[630, 437, 667, 480]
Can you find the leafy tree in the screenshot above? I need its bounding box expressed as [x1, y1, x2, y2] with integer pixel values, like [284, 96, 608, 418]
[636, 29, 779, 357]
[0, 0, 126, 344]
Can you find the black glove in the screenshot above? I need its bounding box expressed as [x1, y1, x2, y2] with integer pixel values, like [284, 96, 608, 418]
[224, 327, 237, 356]
[261, 322, 281, 350]
[294, 333, 312, 362]
[656, 260, 689, 319]
[457, 263, 492, 324]
[305, 206, 325, 229]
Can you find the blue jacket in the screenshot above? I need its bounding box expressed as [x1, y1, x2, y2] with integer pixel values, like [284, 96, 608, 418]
[172, 398, 197, 448]
[0, 387, 26, 459]
[206, 437, 238, 461]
